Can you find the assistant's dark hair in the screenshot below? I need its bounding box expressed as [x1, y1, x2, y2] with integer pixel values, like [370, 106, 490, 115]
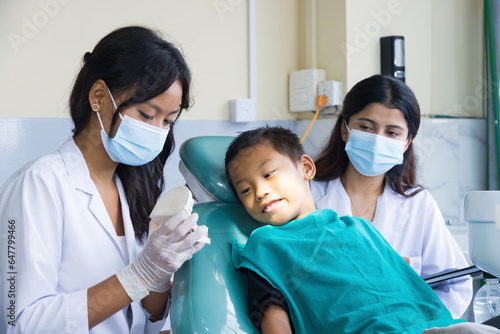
[225, 126, 305, 200]
[314, 75, 423, 197]
[69, 26, 191, 242]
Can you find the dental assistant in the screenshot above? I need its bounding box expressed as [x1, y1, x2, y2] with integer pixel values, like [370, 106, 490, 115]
[310, 75, 472, 318]
[0, 26, 207, 333]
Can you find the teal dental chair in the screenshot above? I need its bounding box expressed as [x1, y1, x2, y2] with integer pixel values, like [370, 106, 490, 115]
[170, 137, 500, 332]
[170, 136, 261, 334]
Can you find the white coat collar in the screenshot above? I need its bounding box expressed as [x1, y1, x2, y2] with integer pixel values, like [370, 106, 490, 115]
[314, 177, 410, 244]
[368, 182, 410, 243]
[59, 137, 135, 264]
[59, 137, 94, 195]
[315, 178, 352, 217]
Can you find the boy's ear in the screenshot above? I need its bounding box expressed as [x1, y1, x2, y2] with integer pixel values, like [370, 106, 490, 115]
[301, 154, 316, 181]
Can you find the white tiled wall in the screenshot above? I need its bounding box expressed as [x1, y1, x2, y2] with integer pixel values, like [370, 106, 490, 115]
[416, 119, 487, 262]
[0, 117, 489, 256]
[414, 119, 487, 226]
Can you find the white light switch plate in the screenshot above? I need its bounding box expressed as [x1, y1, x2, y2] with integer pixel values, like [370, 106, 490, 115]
[230, 99, 256, 123]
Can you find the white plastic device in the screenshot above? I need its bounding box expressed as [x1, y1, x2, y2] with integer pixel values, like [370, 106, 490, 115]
[149, 185, 210, 244]
[462, 191, 500, 278]
[230, 99, 256, 123]
[289, 69, 325, 112]
[318, 80, 343, 107]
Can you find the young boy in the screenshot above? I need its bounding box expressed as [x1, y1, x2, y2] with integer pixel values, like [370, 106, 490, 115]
[225, 126, 499, 334]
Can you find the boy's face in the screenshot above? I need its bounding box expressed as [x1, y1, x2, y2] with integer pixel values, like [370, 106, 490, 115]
[228, 141, 316, 226]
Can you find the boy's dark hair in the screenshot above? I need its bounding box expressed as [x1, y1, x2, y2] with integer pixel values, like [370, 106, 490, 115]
[224, 126, 305, 200]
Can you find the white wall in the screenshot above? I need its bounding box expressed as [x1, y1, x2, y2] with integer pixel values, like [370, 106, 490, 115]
[0, 1, 484, 121]
[430, 0, 484, 117]
[316, 0, 483, 118]
[0, 0, 299, 121]
[344, 0, 432, 110]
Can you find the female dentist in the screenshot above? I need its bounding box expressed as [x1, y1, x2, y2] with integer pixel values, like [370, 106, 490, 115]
[0, 26, 207, 333]
[311, 75, 472, 318]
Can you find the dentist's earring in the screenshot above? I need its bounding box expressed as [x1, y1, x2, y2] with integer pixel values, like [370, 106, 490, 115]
[92, 104, 100, 112]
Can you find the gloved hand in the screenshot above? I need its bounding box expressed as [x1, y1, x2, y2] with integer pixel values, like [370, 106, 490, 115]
[117, 211, 208, 302]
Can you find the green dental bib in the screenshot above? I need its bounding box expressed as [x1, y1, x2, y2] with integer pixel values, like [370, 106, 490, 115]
[232, 209, 463, 334]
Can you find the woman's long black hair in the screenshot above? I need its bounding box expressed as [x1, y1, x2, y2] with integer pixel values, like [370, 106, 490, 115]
[314, 75, 423, 197]
[69, 26, 191, 242]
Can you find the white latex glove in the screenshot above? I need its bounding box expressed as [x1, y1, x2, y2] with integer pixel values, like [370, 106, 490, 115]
[117, 211, 208, 302]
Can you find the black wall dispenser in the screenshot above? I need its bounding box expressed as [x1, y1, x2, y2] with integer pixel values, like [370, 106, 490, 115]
[380, 36, 405, 82]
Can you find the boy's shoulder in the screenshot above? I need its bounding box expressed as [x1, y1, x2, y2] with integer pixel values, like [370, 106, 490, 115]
[310, 208, 366, 227]
[248, 209, 372, 242]
[278, 209, 367, 233]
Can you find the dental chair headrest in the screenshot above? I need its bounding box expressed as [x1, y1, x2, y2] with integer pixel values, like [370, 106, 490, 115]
[179, 136, 238, 203]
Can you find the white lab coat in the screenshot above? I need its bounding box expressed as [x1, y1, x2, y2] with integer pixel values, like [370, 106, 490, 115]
[0, 138, 167, 333]
[311, 178, 473, 319]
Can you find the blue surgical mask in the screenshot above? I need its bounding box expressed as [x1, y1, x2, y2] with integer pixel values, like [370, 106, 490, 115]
[97, 88, 170, 166]
[344, 121, 405, 177]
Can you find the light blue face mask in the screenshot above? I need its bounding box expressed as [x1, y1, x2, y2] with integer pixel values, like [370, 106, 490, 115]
[96, 88, 170, 166]
[344, 121, 406, 177]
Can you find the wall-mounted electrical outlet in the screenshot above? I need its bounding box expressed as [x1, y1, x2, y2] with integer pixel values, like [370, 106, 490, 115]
[318, 80, 343, 107]
[289, 69, 325, 112]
